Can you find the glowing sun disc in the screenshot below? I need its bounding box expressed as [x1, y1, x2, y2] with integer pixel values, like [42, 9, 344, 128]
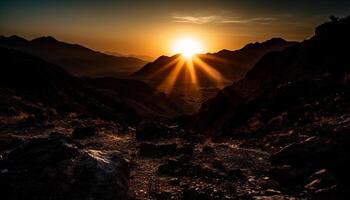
[172, 38, 203, 59]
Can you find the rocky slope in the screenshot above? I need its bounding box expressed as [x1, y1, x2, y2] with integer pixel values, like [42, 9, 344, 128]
[0, 35, 147, 77]
[188, 16, 350, 198]
[192, 16, 349, 135]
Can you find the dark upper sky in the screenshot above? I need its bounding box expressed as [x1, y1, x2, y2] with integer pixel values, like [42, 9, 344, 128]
[1, 0, 350, 56]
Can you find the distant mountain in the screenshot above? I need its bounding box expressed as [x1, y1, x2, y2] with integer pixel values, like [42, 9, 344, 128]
[189, 16, 350, 136]
[104, 51, 154, 62]
[0, 36, 147, 77]
[83, 77, 193, 117]
[133, 38, 297, 89]
[0, 46, 118, 121]
[0, 47, 192, 127]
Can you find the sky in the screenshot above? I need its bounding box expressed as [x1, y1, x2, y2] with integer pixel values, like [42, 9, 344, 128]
[1, 0, 350, 57]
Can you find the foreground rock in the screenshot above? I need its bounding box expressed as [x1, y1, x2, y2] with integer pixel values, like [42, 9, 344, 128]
[72, 125, 97, 139]
[270, 135, 350, 198]
[136, 121, 170, 141]
[0, 134, 129, 200]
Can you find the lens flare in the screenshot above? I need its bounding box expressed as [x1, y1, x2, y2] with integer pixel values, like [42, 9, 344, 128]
[172, 38, 203, 59]
[154, 37, 228, 95]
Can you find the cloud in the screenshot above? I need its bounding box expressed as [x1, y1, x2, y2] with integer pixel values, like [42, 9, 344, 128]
[220, 17, 277, 24]
[172, 15, 277, 25]
[172, 15, 218, 24]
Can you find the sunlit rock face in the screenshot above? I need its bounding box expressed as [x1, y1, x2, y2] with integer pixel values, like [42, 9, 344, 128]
[0, 134, 129, 200]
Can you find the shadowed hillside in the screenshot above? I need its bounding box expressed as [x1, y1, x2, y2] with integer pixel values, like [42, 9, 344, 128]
[0, 47, 192, 128]
[191, 17, 350, 135]
[0, 36, 147, 77]
[185, 15, 350, 199]
[83, 77, 194, 117]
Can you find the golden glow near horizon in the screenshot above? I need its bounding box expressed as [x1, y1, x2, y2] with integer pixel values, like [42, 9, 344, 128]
[172, 37, 204, 59]
[155, 36, 227, 95]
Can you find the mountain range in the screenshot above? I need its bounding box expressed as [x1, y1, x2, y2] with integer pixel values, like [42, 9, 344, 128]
[133, 38, 297, 89]
[104, 51, 154, 62]
[0, 35, 147, 77]
[0, 47, 192, 128]
[1, 15, 350, 199]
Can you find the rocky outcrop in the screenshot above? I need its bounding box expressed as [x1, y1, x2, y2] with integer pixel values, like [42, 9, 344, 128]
[270, 134, 350, 198]
[191, 16, 350, 136]
[0, 134, 129, 200]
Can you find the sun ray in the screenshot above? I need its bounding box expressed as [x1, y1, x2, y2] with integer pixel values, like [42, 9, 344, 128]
[192, 56, 226, 82]
[158, 58, 186, 95]
[186, 59, 197, 84]
[147, 56, 181, 79]
[198, 53, 228, 63]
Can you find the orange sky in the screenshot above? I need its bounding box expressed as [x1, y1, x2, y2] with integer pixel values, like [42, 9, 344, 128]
[1, 1, 350, 57]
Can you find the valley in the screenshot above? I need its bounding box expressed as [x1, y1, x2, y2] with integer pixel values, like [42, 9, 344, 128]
[0, 14, 349, 200]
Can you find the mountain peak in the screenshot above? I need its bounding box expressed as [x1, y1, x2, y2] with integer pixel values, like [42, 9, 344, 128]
[264, 37, 287, 44]
[31, 36, 58, 43]
[261, 37, 287, 45]
[7, 35, 28, 42]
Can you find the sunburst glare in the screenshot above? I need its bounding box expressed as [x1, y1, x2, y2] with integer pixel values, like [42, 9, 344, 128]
[155, 39, 228, 95]
[172, 37, 204, 59]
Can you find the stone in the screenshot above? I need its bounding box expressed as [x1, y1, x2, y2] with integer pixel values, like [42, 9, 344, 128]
[72, 125, 97, 139]
[212, 159, 225, 171]
[227, 169, 246, 180]
[265, 189, 281, 195]
[168, 178, 180, 186]
[0, 135, 129, 200]
[178, 143, 195, 155]
[270, 136, 338, 168]
[182, 187, 209, 200]
[269, 165, 308, 186]
[136, 121, 169, 141]
[202, 145, 215, 154]
[305, 169, 338, 191]
[153, 190, 173, 200]
[0, 135, 23, 151]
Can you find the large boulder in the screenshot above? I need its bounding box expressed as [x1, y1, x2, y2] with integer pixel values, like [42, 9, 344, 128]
[72, 125, 97, 139]
[0, 134, 129, 200]
[270, 135, 350, 198]
[271, 136, 350, 178]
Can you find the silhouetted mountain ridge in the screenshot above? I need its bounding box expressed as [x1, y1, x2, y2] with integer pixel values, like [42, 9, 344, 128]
[133, 38, 297, 89]
[0, 47, 192, 127]
[0, 35, 147, 77]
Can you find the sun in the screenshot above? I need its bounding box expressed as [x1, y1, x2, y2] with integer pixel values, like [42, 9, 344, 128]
[172, 37, 203, 59]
